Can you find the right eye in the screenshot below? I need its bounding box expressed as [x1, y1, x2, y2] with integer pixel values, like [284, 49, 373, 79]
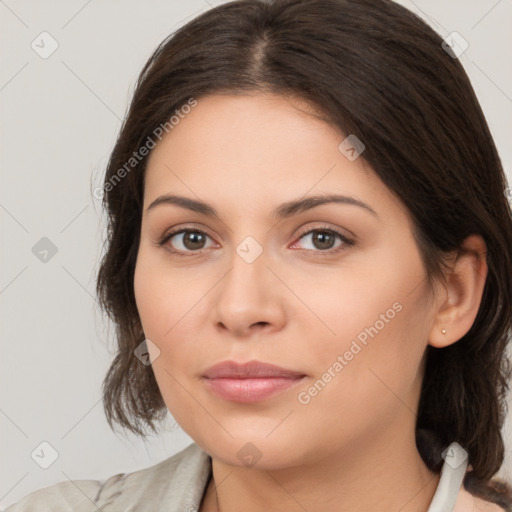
[158, 228, 217, 255]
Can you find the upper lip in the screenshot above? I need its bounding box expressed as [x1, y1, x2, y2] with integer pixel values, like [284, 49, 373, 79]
[202, 360, 306, 379]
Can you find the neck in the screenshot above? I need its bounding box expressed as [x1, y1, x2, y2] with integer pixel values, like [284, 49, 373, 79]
[200, 420, 440, 512]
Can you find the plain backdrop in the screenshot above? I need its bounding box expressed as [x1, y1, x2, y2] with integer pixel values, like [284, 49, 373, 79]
[1, 0, 511, 508]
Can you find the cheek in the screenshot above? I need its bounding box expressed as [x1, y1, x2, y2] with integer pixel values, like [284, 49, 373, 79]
[295, 249, 429, 405]
[293, 304, 427, 450]
[133, 248, 211, 390]
[133, 246, 209, 339]
[133, 256, 199, 426]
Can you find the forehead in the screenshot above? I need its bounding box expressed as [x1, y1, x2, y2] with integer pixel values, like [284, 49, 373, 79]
[143, 93, 399, 219]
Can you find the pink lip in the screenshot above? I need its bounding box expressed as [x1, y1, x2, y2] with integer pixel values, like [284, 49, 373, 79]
[202, 360, 306, 403]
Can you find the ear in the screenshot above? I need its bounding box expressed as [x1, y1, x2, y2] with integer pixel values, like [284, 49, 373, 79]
[428, 234, 488, 348]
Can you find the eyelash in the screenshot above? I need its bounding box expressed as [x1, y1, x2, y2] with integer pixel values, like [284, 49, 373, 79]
[157, 224, 355, 257]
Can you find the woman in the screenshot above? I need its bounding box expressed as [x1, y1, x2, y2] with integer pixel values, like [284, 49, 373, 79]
[6, 0, 512, 510]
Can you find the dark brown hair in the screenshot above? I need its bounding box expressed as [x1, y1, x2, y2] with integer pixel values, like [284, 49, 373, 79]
[96, 0, 512, 508]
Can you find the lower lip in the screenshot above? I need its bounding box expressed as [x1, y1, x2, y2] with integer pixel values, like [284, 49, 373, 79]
[203, 376, 306, 403]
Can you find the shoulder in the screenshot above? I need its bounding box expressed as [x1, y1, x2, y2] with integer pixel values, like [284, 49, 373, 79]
[454, 485, 505, 512]
[2, 478, 104, 512]
[4, 442, 210, 512]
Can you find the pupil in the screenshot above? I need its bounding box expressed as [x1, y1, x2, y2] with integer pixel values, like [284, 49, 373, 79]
[185, 232, 205, 250]
[314, 231, 334, 249]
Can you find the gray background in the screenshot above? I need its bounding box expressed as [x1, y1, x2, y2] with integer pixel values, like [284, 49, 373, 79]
[1, 0, 511, 508]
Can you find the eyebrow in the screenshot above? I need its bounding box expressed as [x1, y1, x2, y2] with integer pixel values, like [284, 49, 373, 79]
[146, 193, 378, 219]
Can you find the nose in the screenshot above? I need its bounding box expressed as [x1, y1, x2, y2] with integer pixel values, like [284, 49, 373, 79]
[211, 244, 287, 338]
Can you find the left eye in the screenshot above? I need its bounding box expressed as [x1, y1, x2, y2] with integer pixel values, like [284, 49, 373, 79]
[292, 228, 353, 252]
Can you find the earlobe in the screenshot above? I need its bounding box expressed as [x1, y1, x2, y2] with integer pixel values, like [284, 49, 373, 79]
[428, 234, 488, 349]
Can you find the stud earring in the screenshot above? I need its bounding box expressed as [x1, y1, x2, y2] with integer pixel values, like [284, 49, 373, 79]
[441, 329, 447, 334]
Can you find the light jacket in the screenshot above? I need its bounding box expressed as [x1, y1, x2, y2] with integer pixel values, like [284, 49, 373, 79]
[5, 443, 211, 511]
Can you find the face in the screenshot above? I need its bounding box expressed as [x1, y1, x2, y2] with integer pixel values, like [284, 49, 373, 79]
[134, 93, 437, 470]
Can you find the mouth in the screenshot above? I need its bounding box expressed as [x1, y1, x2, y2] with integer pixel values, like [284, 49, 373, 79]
[201, 360, 307, 403]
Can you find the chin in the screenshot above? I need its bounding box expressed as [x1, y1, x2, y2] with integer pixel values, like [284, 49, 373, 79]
[194, 429, 320, 470]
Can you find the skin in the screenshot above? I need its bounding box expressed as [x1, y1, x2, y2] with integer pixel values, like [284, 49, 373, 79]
[133, 93, 489, 512]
